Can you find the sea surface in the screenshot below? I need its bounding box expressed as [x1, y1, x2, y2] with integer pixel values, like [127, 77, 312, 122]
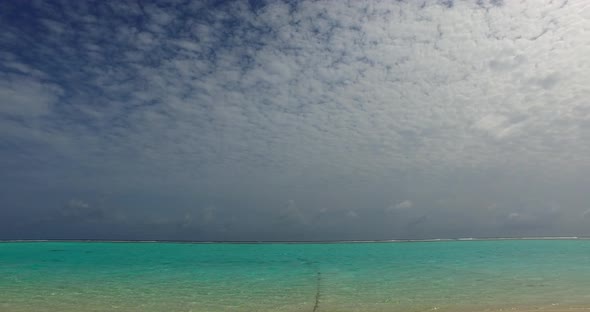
[1, 239, 590, 312]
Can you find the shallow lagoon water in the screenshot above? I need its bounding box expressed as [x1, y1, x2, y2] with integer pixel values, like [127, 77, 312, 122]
[1, 240, 590, 311]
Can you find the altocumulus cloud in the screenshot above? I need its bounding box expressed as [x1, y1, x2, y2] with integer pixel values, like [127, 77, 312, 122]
[1, 0, 590, 240]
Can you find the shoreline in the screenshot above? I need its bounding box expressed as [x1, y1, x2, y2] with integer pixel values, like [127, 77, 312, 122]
[2, 302, 590, 312]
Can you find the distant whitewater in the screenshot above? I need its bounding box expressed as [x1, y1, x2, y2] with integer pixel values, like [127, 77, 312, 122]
[1, 239, 590, 312]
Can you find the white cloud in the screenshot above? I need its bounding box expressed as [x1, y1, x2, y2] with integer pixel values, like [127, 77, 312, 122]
[277, 199, 307, 225]
[507, 212, 521, 220]
[396, 200, 414, 210]
[346, 210, 358, 218]
[4, 0, 585, 187]
[386, 200, 414, 213]
[66, 199, 90, 210]
[0, 75, 61, 117]
[57, 199, 106, 222]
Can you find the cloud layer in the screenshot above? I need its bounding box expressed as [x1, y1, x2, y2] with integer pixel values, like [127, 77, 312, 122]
[1, 0, 590, 240]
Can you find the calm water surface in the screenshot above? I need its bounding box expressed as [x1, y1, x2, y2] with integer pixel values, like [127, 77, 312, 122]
[1, 240, 590, 311]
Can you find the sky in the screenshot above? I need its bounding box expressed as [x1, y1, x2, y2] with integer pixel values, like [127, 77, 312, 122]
[1, 0, 590, 241]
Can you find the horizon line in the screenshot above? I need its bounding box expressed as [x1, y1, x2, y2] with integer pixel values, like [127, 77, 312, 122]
[0, 236, 587, 244]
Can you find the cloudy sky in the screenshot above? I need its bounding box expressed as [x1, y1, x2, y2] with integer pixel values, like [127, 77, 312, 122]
[1, 0, 589, 241]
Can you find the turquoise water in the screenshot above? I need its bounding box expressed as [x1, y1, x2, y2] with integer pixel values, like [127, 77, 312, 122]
[1, 240, 590, 312]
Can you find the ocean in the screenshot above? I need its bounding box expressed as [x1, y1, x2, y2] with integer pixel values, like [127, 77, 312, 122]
[1, 239, 590, 311]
